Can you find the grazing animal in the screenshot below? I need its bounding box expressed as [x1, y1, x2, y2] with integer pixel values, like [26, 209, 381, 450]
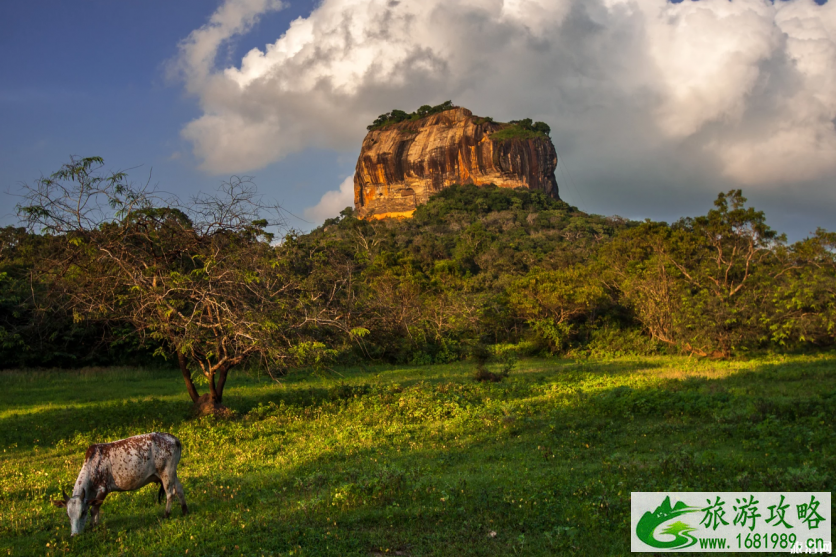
[52, 432, 188, 535]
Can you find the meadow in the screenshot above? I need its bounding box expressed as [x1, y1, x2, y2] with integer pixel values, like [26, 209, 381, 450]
[0, 354, 834, 556]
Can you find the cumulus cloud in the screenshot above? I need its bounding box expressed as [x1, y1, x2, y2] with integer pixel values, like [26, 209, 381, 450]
[635, 0, 781, 138]
[714, 1, 836, 183]
[175, 0, 836, 222]
[172, 0, 286, 91]
[303, 175, 354, 222]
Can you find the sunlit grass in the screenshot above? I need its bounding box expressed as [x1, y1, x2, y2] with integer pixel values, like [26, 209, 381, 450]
[1, 354, 834, 556]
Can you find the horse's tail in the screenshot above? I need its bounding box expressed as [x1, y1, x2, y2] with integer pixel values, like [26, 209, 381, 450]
[157, 484, 165, 504]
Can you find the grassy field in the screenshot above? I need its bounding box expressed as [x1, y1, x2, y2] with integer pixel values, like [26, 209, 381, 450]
[0, 354, 834, 556]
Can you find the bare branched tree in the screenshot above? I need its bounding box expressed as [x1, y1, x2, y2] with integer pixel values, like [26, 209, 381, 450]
[17, 156, 327, 413]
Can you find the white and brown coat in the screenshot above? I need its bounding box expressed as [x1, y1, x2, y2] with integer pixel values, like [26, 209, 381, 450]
[53, 432, 188, 535]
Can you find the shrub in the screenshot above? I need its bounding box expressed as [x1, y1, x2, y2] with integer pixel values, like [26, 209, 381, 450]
[490, 118, 551, 141]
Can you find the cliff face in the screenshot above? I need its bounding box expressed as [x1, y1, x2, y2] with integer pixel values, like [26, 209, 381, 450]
[354, 108, 559, 219]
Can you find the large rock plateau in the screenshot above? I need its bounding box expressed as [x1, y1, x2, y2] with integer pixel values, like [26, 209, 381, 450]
[354, 108, 559, 219]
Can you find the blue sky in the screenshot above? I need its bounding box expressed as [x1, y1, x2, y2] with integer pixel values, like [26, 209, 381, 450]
[0, 0, 348, 228]
[2, 0, 835, 239]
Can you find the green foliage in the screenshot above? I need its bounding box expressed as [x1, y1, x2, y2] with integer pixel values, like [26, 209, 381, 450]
[8, 158, 836, 371]
[508, 266, 608, 353]
[297, 183, 619, 363]
[413, 182, 569, 222]
[580, 321, 662, 358]
[289, 341, 338, 372]
[301, 185, 835, 362]
[1, 354, 834, 555]
[601, 190, 835, 356]
[0, 226, 159, 368]
[367, 100, 456, 130]
[472, 343, 517, 382]
[13, 157, 351, 406]
[491, 118, 551, 141]
[365, 103, 551, 142]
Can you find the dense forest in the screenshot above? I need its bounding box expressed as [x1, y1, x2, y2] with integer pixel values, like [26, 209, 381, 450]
[2, 158, 834, 384]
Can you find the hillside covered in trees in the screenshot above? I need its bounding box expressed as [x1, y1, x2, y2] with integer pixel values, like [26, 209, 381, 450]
[2, 162, 835, 380]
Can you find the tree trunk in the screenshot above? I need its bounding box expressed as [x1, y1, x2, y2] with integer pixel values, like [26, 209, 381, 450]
[192, 364, 232, 417]
[215, 365, 230, 402]
[192, 393, 230, 417]
[179, 353, 230, 416]
[209, 371, 220, 404]
[178, 352, 200, 403]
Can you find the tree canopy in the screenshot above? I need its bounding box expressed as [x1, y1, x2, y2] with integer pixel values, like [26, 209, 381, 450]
[5, 162, 834, 391]
[367, 101, 457, 130]
[14, 157, 350, 411]
[366, 102, 552, 144]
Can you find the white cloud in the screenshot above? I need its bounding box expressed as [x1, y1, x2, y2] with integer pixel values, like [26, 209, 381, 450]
[171, 0, 286, 92]
[714, 0, 836, 183]
[175, 0, 836, 195]
[303, 176, 355, 223]
[636, 0, 781, 138]
[500, 0, 572, 35]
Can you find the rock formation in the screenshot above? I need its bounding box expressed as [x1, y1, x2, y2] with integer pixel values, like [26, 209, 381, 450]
[354, 107, 559, 219]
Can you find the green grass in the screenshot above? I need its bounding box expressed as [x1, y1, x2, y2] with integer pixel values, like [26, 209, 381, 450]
[1, 355, 834, 556]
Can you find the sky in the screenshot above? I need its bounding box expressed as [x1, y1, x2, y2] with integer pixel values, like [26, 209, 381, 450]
[1, 0, 834, 240]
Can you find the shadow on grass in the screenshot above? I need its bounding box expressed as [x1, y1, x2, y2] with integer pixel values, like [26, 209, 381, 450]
[0, 368, 184, 412]
[9, 354, 836, 555]
[0, 396, 193, 450]
[4, 356, 834, 452]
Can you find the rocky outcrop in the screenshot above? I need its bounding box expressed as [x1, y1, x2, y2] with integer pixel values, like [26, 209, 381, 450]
[354, 108, 559, 219]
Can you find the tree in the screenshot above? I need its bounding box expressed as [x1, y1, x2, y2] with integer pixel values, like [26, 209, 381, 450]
[17, 157, 326, 413]
[667, 190, 783, 355]
[600, 221, 685, 349]
[602, 191, 789, 356]
[766, 228, 836, 347]
[0, 226, 136, 368]
[508, 265, 606, 352]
